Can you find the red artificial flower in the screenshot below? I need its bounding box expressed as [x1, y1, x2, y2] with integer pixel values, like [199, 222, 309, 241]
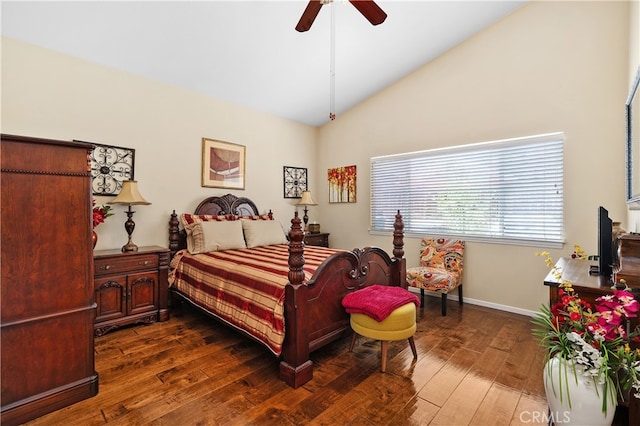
[534, 248, 640, 406]
[614, 290, 639, 317]
[92, 199, 113, 228]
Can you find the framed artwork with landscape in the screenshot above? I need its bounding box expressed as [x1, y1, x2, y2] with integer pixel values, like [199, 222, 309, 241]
[202, 138, 246, 189]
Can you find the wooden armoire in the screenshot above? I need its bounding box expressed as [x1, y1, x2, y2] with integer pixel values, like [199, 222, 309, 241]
[1, 134, 98, 425]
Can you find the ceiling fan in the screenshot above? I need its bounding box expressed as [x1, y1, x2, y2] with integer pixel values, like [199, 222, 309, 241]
[295, 0, 387, 32]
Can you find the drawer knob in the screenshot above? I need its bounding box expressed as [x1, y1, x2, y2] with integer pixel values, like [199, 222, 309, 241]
[100, 265, 112, 270]
[140, 260, 150, 265]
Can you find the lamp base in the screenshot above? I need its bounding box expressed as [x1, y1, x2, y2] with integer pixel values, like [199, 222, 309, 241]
[121, 240, 139, 252]
[121, 206, 138, 252]
[303, 206, 309, 231]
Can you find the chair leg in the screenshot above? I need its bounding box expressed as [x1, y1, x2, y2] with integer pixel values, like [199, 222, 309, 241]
[381, 341, 388, 372]
[349, 332, 357, 352]
[420, 288, 425, 306]
[458, 285, 463, 305]
[408, 336, 417, 359]
[441, 293, 447, 316]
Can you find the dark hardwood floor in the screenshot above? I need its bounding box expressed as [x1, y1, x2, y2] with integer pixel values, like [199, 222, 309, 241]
[25, 297, 549, 425]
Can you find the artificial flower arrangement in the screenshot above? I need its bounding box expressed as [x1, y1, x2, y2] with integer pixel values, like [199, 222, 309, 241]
[92, 198, 113, 228]
[532, 245, 640, 415]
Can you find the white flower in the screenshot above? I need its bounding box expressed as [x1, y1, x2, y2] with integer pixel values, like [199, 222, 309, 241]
[565, 332, 605, 382]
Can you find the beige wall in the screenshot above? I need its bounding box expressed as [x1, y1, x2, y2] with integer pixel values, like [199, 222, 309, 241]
[316, 1, 631, 313]
[1, 37, 318, 250]
[1, 1, 633, 315]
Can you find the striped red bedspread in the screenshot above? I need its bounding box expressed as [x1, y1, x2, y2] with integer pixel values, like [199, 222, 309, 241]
[169, 244, 341, 355]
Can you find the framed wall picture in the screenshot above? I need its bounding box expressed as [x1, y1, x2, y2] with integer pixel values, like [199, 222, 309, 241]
[328, 165, 356, 203]
[202, 138, 246, 189]
[283, 166, 308, 198]
[82, 141, 135, 196]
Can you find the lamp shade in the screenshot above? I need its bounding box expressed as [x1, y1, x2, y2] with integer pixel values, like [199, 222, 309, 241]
[297, 191, 317, 206]
[107, 180, 151, 205]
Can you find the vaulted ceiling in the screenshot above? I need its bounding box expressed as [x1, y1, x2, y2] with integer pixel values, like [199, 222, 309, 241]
[1, 1, 526, 127]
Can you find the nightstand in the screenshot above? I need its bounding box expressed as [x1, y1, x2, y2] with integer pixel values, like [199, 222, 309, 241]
[93, 245, 170, 336]
[304, 232, 330, 248]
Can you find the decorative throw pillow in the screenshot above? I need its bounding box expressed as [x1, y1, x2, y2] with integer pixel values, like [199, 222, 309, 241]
[185, 220, 246, 254]
[241, 219, 288, 248]
[238, 214, 272, 221]
[180, 213, 236, 228]
[181, 213, 233, 227]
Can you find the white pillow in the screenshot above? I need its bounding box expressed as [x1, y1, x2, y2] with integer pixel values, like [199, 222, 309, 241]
[241, 219, 288, 248]
[185, 220, 246, 254]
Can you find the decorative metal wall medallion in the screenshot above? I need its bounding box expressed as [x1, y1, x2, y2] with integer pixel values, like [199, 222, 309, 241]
[83, 141, 135, 196]
[283, 166, 308, 198]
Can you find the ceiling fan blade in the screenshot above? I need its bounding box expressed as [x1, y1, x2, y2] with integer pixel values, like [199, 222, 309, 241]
[295, 0, 324, 32]
[349, 0, 387, 26]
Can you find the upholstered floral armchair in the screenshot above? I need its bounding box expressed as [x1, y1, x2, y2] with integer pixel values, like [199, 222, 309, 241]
[405, 238, 465, 316]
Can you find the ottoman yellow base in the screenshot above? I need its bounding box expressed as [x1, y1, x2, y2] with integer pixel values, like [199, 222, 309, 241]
[348, 302, 417, 372]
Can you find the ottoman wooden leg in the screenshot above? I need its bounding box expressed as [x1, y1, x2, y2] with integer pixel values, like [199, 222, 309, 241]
[408, 336, 417, 359]
[349, 332, 357, 352]
[381, 341, 388, 372]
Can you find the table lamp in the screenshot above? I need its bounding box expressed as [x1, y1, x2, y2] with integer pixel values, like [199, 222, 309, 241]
[108, 180, 151, 252]
[296, 191, 317, 231]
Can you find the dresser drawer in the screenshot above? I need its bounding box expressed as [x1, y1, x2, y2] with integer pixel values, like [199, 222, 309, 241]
[94, 254, 158, 276]
[304, 232, 329, 248]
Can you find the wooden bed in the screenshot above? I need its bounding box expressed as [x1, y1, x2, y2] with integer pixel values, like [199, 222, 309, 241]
[168, 194, 406, 388]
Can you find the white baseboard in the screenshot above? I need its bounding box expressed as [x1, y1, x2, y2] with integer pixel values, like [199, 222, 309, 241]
[407, 287, 538, 318]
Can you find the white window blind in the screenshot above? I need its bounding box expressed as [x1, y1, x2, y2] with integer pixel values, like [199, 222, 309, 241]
[370, 133, 564, 247]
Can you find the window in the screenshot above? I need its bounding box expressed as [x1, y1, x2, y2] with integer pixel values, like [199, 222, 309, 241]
[370, 133, 564, 247]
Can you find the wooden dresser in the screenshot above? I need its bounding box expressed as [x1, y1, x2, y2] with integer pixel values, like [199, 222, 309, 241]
[615, 233, 640, 288]
[93, 246, 170, 336]
[304, 232, 330, 247]
[1, 134, 98, 425]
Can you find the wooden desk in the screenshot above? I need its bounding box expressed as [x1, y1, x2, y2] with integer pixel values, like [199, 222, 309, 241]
[543, 258, 614, 307]
[543, 258, 638, 426]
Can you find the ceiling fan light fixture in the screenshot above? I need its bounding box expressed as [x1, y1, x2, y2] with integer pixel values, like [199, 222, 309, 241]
[295, 0, 388, 122]
[295, 0, 386, 32]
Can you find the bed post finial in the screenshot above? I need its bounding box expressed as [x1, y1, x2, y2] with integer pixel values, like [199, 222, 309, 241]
[169, 210, 180, 255]
[288, 211, 305, 285]
[393, 210, 404, 259]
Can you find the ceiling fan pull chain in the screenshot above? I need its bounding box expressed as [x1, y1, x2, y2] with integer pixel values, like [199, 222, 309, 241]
[329, 2, 336, 121]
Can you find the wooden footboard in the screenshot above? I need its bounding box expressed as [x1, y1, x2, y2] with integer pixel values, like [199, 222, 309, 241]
[168, 194, 405, 389]
[279, 210, 405, 388]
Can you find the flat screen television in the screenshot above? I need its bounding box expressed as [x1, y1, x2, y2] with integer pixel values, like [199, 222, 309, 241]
[598, 206, 613, 278]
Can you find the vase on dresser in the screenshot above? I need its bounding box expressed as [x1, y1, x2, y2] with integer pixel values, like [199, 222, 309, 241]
[92, 231, 98, 248]
[543, 355, 616, 426]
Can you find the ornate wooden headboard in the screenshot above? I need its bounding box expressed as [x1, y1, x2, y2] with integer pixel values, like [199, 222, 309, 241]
[168, 193, 263, 257]
[192, 193, 260, 216]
